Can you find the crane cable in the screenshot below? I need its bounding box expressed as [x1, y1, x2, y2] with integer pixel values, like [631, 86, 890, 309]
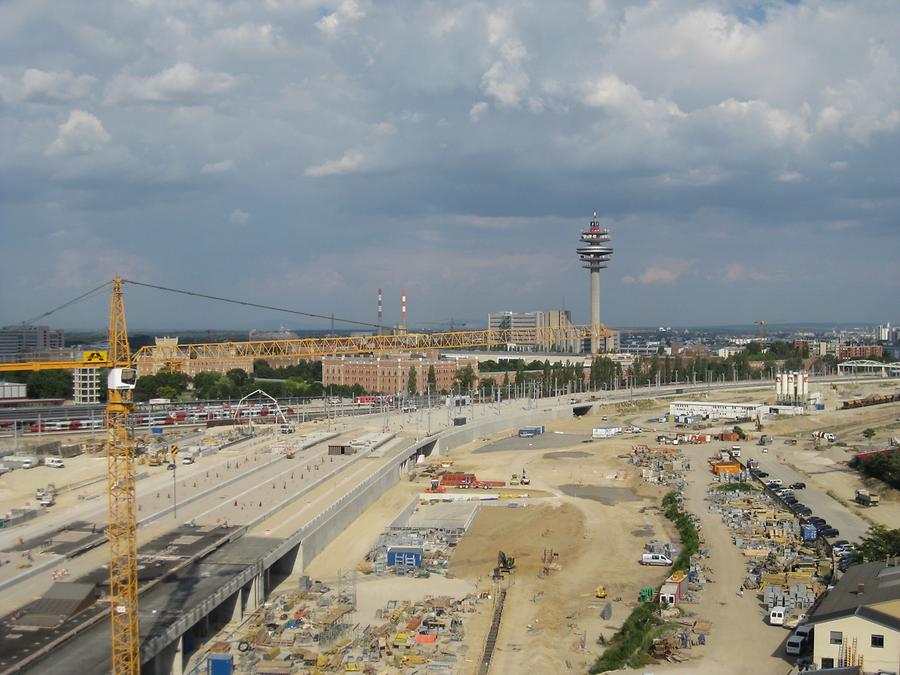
[20, 280, 114, 326]
[122, 279, 383, 329]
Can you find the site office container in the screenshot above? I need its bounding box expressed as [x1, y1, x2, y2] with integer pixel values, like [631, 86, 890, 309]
[207, 653, 233, 675]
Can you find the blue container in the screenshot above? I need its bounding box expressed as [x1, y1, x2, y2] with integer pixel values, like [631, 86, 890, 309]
[387, 546, 423, 568]
[151, 427, 164, 435]
[801, 524, 818, 541]
[815, 404, 825, 411]
[208, 653, 233, 675]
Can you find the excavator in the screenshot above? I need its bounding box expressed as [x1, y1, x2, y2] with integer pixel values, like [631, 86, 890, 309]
[493, 550, 516, 579]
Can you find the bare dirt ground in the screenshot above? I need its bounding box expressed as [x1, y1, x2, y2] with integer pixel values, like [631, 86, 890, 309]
[439, 405, 682, 675]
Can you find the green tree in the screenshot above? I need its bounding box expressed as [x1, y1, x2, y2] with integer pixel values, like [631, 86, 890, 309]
[26, 370, 73, 399]
[855, 525, 900, 562]
[227, 368, 250, 387]
[427, 365, 437, 391]
[453, 365, 476, 392]
[156, 386, 178, 400]
[863, 428, 876, 440]
[407, 366, 417, 395]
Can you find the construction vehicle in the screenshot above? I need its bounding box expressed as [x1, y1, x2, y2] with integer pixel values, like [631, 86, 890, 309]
[510, 473, 520, 486]
[519, 471, 530, 486]
[498, 550, 516, 572]
[424, 478, 445, 494]
[855, 489, 880, 507]
[595, 585, 607, 599]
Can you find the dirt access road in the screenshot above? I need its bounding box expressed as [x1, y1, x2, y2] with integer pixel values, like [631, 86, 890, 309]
[607, 441, 795, 675]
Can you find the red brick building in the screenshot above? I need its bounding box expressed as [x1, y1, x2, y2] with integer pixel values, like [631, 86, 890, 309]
[322, 354, 478, 394]
[837, 345, 884, 359]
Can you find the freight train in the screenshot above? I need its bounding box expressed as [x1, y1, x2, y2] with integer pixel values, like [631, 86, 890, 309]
[841, 392, 900, 410]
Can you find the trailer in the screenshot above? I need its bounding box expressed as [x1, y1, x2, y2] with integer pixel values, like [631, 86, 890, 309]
[592, 427, 623, 439]
[518, 425, 545, 438]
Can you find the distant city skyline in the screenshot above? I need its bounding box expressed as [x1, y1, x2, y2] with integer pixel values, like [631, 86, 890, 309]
[1, 1, 898, 330]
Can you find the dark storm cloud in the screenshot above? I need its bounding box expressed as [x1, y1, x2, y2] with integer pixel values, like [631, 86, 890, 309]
[1, 0, 898, 330]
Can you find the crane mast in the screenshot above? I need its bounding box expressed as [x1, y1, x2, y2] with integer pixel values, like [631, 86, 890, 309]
[105, 277, 140, 673]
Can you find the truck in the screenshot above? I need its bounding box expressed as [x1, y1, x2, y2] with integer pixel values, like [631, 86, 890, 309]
[518, 426, 544, 438]
[855, 489, 880, 507]
[812, 431, 837, 442]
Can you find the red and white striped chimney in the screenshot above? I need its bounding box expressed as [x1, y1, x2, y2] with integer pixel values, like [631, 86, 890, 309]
[401, 290, 407, 327]
[377, 288, 383, 326]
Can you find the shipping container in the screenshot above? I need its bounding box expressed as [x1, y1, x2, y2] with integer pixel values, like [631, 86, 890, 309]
[387, 546, 423, 568]
[208, 653, 233, 675]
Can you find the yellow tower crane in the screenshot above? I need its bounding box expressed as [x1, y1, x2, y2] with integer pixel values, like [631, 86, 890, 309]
[105, 277, 141, 673]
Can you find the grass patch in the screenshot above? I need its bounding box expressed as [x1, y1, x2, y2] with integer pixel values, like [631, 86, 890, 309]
[589, 601, 664, 673]
[716, 481, 758, 492]
[662, 491, 701, 572]
[825, 489, 849, 508]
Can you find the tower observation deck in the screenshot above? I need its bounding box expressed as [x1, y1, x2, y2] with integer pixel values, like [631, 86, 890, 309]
[576, 211, 614, 354]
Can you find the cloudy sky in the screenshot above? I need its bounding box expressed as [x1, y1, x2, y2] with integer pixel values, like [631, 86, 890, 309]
[1, 0, 898, 331]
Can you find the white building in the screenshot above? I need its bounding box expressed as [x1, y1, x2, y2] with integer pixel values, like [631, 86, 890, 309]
[670, 400, 763, 420]
[0, 381, 27, 399]
[73, 367, 102, 404]
[716, 346, 745, 358]
[808, 559, 900, 672]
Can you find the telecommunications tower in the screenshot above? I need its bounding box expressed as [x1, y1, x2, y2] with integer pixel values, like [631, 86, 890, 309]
[577, 211, 614, 354]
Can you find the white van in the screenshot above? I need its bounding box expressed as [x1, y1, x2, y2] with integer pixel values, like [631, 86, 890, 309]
[769, 606, 786, 625]
[46, 457, 65, 468]
[730, 445, 741, 457]
[640, 553, 673, 566]
[794, 625, 813, 641]
[785, 635, 805, 655]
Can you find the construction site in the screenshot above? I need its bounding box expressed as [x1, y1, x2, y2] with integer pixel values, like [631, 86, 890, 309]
[0, 276, 896, 675]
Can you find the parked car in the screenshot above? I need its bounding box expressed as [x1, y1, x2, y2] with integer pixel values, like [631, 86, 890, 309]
[790, 482, 806, 489]
[754, 470, 770, 478]
[782, 495, 798, 505]
[792, 504, 812, 516]
[819, 526, 840, 538]
[167, 463, 176, 470]
[832, 540, 851, 552]
[767, 479, 783, 488]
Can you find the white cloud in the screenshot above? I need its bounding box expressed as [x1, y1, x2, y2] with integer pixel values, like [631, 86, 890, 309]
[480, 10, 531, 108]
[201, 159, 237, 174]
[45, 109, 111, 157]
[303, 151, 364, 177]
[22, 69, 96, 102]
[583, 75, 684, 120]
[777, 170, 804, 183]
[723, 263, 782, 283]
[469, 101, 488, 121]
[715, 98, 809, 143]
[229, 209, 251, 225]
[372, 121, 396, 135]
[106, 63, 238, 104]
[622, 259, 693, 285]
[316, 0, 364, 37]
[214, 23, 279, 50]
